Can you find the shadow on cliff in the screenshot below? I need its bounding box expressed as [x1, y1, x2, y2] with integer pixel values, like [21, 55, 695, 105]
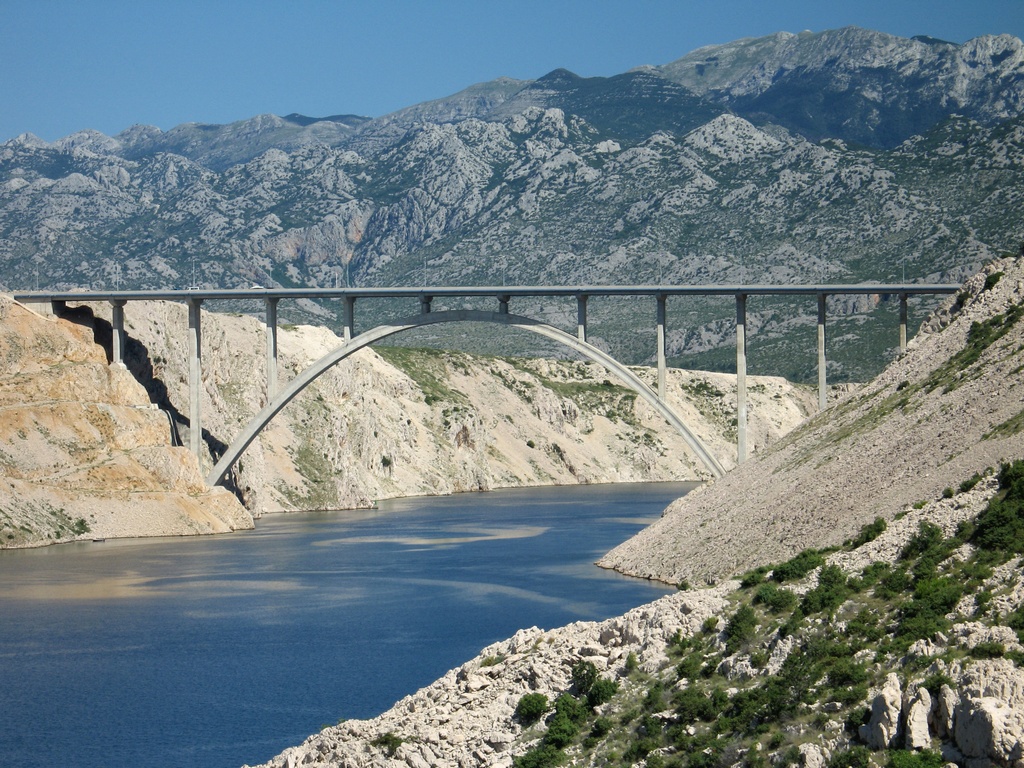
[57, 303, 245, 503]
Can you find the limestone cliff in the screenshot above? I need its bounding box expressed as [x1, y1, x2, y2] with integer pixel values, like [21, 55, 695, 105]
[0, 295, 251, 546]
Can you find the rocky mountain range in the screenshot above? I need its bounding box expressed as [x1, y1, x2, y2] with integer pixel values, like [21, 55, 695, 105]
[1, 27, 1023, 381]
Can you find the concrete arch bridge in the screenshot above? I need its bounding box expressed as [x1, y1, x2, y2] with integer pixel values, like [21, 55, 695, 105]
[13, 284, 957, 487]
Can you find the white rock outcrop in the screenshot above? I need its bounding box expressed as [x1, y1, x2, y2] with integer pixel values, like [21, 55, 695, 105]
[860, 673, 903, 749]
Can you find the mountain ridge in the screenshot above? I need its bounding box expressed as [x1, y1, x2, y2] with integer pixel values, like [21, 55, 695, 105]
[2, 26, 1022, 383]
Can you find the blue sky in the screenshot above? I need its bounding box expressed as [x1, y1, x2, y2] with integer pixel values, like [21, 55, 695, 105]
[3, 0, 1023, 143]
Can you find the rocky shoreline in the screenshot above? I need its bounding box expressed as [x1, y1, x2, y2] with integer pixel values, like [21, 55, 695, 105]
[247, 477, 1024, 768]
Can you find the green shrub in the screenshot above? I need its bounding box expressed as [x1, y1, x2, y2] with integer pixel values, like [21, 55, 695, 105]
[858, 561, 891, 589]
[702, 616, 720, 634]
[676, 651, 703, 680]
[969, 641, 1005, 659]
[921, 671, 954, 696]
[1007, 604, 1024, 642]
[828, 745, 872, 768]
[827, 657, 868, 687]
[643, 680, 666, 712]
[970, 461, 1024, 556]
[753, 583, 798, 614]
[370, 732, 403, 757]
[542, 693, 589, 749]
[724, 604, 757, 655]
[800, 564, 853, 615]
[849, 517, 887, 548]
[587, 677, 619, 708]
[740, 566, 770, 588]
[959, 472, 985, 493]
[673, 686, 718, 725]
[513, 743, 564, 768]
[896, 576, 963, 641]
[900, 521, 945, 561]
[623, 715, 662, 763]
[515, 693, 549, 725]
[590, 716, 612, 738]
[875, 566, 911, 599]
[570, 660, 598, 696]
[772, 549, 825, 582]
[781, 746, 802, 767]
[983, 271, 1004, 292]
[887, 749, 945, 768]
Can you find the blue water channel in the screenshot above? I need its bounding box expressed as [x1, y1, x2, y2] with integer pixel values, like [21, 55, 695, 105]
[0, 482, 692, 768]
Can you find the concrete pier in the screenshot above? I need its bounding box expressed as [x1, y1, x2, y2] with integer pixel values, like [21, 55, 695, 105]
[900, 293, 908, 353]
[817, 294, 827, 411]
[576, 294, 588, 342]
[736, 294, 747, 464]
[656, 294, 667, 400]
[110, 300, 126, 368]
[187, 298, 203, 462]
[265, 297, 278, 399]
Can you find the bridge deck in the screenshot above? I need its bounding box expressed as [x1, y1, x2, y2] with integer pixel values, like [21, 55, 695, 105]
[11, 284, 959, 303]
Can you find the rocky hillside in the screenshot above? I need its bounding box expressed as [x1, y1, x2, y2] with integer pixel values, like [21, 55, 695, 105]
[2, 28, 1022, 382]
[600, 255, 1024, 585]
[0, 294, 815, 547]
[0, 295, 250, 546]
[244, 261, 1024, 768]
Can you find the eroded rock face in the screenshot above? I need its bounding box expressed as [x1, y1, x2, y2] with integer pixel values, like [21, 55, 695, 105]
[905, 686, 933, 750]
[953, 660, 1024, 767]
[0, 295, 252, 546]
[860, 673, 903, 749]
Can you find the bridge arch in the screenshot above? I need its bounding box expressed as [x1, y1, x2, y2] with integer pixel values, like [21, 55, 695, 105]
[206, 309, 726, 487]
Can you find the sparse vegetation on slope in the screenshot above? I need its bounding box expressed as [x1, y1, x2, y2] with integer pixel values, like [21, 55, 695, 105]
[504, 468, 1024, 768]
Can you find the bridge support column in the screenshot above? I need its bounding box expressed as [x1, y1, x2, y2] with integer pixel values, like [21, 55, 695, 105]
[498, 295, 510, 314]
[656, 294, 667, 400]
[343, 296, 355, 343]
[110, 300, 127, 368]
[736, 294, 747, 464]
[899, 293, 908, 354]
[420, 295, 432, 314]
[188, 298, 203, 463]
[576, 294, 588, 342]
[817, 294, 827, 411]
[265, 297, 279, 398]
